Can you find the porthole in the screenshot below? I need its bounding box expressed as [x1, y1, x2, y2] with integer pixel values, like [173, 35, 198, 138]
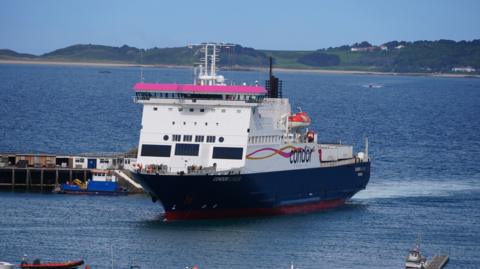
[183, 122, 186, 125]
[205, 122, 208, 126]
[153, 107, 158, 111]
[219, 137, 224, 143]
[163, 135, 169, 141]
[172, 121, 175, 125]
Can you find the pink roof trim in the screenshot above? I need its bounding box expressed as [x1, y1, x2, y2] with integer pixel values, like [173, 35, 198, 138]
[133, 83, 267, 94]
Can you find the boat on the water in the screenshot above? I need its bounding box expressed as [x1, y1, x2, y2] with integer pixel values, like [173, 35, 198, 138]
[55, 170, 127, 195]
[405, 245, 428, 269]
[0, 262, 15, 269]
[128, 42, 370, 220]
[363, 83, 383, 88]
[20, 259, 84, 269]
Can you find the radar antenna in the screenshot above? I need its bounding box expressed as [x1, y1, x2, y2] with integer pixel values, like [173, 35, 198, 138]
[192, 42, 232, 86]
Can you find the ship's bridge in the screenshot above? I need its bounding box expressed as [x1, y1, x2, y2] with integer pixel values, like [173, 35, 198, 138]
[134, 83, 267, 104]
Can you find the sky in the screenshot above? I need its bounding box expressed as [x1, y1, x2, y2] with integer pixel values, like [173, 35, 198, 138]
[1, 0, 479, 55]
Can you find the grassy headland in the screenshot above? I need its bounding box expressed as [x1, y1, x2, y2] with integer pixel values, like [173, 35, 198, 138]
[1, 40, 479, 76]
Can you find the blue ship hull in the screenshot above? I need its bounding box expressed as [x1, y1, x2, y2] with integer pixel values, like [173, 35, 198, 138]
[130, 161, 370, 220]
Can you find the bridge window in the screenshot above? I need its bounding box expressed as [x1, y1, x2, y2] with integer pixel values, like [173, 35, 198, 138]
[172, 134, 181, 141]
[195, 135, 204, 142]
[206, 136, 216, 143]
[183, 135, 192, 142]
[175, 143, 199, 156]
[141, 144, 171, 157]
[212, 147, 243, 160]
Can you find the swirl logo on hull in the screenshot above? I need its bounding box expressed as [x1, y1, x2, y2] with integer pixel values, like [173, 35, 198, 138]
[247, 145, 314, 163]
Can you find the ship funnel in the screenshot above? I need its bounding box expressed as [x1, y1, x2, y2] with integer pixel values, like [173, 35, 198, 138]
[265, 57, 282, 98]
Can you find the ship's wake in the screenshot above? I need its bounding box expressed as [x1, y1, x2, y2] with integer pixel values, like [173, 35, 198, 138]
[353, 178, 480, 200]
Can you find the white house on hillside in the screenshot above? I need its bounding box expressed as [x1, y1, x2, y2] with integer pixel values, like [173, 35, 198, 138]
[452, 66, 476, 73]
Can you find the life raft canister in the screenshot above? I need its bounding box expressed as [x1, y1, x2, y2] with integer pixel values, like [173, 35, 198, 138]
[288, 112, 312, 128]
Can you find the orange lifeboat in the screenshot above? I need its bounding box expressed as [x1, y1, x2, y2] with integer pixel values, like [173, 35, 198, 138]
[288, 112, 311, 128]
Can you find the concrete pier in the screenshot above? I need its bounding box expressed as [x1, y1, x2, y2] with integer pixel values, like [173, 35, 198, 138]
[0, 167, 143, 193]
[0, 151, 140, 192]
[0, 167, 92, 191]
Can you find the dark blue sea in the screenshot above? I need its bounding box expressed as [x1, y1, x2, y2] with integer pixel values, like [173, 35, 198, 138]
[0, 64, 479, 269]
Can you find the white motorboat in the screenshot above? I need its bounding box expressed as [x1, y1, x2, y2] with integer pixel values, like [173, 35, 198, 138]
[405, 245, 428, 269]
[0, 262, 15, 269]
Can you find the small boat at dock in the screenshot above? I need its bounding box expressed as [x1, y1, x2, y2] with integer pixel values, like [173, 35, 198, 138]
[0, 262, 15, 269]
[20, 259, 84, 269]
[405, 245, 428, 269]
[54, 169, 128, 195]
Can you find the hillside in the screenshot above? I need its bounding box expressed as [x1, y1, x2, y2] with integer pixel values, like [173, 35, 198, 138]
[263, 40, 480, 73]
[42, 44, 140, 63]
[0, 49, 37, 60]
[1, 40, 479, 74]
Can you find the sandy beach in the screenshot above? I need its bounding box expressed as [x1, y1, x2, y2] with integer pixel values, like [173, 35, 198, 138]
[1, 59, 478, 78]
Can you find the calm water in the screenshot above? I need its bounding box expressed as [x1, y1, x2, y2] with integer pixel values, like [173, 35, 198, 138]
[0, 64, 479, 268]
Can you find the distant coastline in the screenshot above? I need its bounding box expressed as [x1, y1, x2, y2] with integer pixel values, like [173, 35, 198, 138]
[1, 40, 479, 77]
[1, 59, 478, 79]
[0, 59, 188, 69]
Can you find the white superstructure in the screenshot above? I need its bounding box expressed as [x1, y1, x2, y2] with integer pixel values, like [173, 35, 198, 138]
[133, 43, 365, 176]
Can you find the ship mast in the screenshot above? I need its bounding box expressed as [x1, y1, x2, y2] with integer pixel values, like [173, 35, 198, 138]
[195, 42, 229, 86]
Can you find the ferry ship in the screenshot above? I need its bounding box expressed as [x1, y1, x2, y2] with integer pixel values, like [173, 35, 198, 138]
[129, 43, 370, 220]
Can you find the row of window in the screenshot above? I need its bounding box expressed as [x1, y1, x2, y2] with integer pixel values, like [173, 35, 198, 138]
[137, 92, 265, 103]
[74, 158, 109, 163]
[141, 144, 243, 160]
[165, 134, 223, 143]
[172, 121, 221, 126]
[153, 107, 243, 114]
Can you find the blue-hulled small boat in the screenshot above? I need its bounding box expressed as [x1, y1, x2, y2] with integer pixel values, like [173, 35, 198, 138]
[55, 170, 128, 195]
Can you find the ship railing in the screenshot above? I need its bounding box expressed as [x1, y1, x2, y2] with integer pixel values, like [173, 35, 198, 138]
[137, 164, 169, 175]
[187, 165, 216, 175]
[186, 165, 242, 176]
[319, 157, 363, 168]
[283, 133, 315, 144]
